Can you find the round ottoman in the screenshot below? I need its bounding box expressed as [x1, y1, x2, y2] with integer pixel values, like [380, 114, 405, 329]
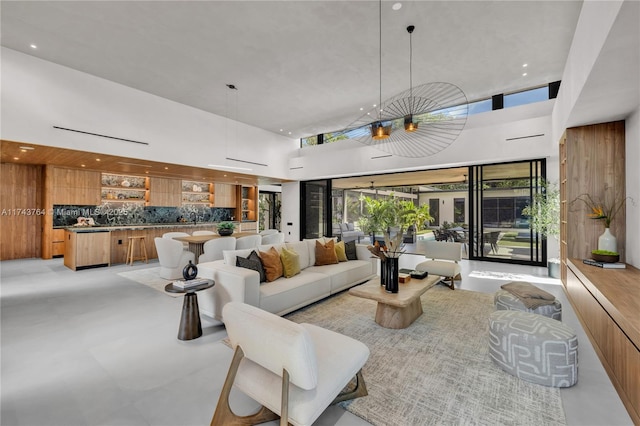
[488, 310, 578, 387]
[494, 289, 562, 320]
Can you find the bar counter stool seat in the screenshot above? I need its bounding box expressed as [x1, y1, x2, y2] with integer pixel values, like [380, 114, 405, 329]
[126, 236, 148, 265]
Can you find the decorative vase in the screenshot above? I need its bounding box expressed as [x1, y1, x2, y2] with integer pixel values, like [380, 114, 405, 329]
[380, 259, 387, 287]
[182, 260, 198, 281]
[218, 228, 233, 236]
[597, 228, 617, 253]
[384, 257, 399, 294]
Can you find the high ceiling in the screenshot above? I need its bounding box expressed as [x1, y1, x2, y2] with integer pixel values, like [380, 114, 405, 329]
[1, 0, 584, 140]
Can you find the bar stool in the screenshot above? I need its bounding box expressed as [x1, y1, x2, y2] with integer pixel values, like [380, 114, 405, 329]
[126, 236, 148, 265]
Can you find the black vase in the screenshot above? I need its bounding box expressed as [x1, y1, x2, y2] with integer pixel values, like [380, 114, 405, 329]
[384, 257, 399, 293]
[218, 228, 233, 236]
[380, 258, 387, 286]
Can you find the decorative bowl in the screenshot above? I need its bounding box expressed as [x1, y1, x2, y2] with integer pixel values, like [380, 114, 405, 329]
[592, 253, 619, 263]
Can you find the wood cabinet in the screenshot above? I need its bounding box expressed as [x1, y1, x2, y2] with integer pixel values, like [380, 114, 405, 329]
[239, 186, 257, 221]
[148, 177, 181, 206]
[566, 260, 640, 424]
[63, 230, 110, 270]
[52, 228, 65, 257]
[214, 183, 237, 208]
[52, 167, 101, 205]
[239, 221, 257, 233]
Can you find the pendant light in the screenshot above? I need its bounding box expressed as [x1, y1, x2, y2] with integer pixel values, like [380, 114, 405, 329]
[404, 25, 418, 133]
[371, 0, 390, 140]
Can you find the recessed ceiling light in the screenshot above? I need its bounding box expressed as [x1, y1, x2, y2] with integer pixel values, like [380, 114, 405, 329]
[279, 129, 283, 132]
[20, 149, 27, 153]
[96, 158, 101, 162]
[392, 3, 402, 11]
[208, 164, 252, 171]
[13, 157, 19, 160]
[19, 146, 34, 150]
[522, 72, 528, 76]
[164, 167, 168, 170]
[30, 44, 37, 49]
[288, 132, 292, 135]
[523, 63, 528, 67]
[81, 164, 86, 167]
[360, 107, 364, 111]
[373, 104, 377, 107]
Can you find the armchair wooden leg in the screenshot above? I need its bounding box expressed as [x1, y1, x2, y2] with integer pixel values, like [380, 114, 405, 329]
[211, 346, 280, 426]
[331, 369, 368, 405]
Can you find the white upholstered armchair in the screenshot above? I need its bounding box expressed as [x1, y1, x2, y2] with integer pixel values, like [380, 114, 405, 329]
[211, 302, 369, 426]
[154, 237, 195, 280]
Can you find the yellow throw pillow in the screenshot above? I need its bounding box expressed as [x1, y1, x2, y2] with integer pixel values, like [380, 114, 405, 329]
[259, 246, 283, 282]
[315, 239, 339, 266]
[334, 240, 348, 262]
[280, 247, 301, 278]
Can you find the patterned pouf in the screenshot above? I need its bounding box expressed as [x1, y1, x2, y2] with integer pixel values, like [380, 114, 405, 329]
[488, 310, 578, 387]
[494, 289, 562, 320]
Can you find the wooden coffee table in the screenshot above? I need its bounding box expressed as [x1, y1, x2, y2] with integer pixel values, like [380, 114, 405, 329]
[348, 275, 440, 329]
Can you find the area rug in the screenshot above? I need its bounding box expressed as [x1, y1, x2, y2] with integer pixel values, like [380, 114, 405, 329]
[117, 267, 181, 297]
[285, 286, 567, 426]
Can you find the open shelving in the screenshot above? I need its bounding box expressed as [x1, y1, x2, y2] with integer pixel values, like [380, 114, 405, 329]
[182, 180, 213, 206]
[101, 173, 148, 204]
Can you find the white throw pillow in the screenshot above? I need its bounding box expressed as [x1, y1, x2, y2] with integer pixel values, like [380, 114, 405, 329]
[223, 249, 253, 266]
[286, 241, 310, 270]
[303, 238, 324, 266]
[257, 242, 286, 254]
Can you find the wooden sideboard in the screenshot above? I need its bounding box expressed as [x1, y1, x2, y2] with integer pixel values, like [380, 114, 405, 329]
[566, 259, 640, 424]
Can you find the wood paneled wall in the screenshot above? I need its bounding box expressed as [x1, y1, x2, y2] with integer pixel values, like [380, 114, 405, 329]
[0, 163, 43, 260]
[563, 121, 626, 263]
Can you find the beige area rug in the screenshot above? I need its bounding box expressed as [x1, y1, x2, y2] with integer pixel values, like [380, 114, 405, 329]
[284, 286, 566, 426]
[117, 267, 182, 297]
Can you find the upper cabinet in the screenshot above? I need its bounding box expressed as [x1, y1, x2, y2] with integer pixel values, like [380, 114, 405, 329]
[101, 173, 149, 205]
[214, 183, 237, 208]
[53, 167, 101, 205]
[182, 180, 213, 206]
[148, 177, 181, 207]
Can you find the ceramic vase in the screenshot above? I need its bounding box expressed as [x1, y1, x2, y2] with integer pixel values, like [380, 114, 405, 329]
[598, 228, 617, 253]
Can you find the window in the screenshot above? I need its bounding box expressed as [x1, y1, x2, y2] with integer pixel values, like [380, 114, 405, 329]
[468, 99, 492, 115]
[504, 86, 548, 108]
[429, 199, 440, 227]
[454, 198, 465, 223]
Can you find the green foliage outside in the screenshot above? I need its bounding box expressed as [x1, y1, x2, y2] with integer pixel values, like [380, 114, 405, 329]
[521, 180, 560, 240]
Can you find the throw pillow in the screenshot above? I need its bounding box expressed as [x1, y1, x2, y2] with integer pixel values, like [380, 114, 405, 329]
[334, 240, 348, 262]
[345, 240, 357, 260]
[347, 222, 355, 231]
[286, 241, 310, 269]
[340, 223, 349, 232]
[280, 247, 301, 278]
[248, 250, 267, 282]
[315, 239, 339, 266]
[259, 246, 284, 282]
[236, 251, 266, 283]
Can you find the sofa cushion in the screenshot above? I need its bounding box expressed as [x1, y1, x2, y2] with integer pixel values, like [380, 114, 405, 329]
[280, 247, 301, 278]
[347, 223, 355, 231]
[334, 240, 348, 262]
[304, 238, 325, 266]
[258, 242, 287, 254]
[259, 270, 332, 316]
[315, 240, 339, 266]
[339, 223, 349, 232]
[345, 240, 357, 260]
[306, 260, 373, 294]
[223, 248, 253, 266]
[236, 250, 267, 283]
[259, 246, 284, 282]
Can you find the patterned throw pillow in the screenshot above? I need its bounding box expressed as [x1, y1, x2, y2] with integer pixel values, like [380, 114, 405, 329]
[315, 239, 339, 266]
[259, 246, 284, 282]
[236, 253, 267, 283]
[345, 240, 357, 260]
[334, 240, 348, 262]
[280, 247, 301, 278]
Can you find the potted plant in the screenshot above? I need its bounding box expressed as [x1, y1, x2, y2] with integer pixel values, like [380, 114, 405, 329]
[217, 221, 235, 236]
[521, 180, 560, 278]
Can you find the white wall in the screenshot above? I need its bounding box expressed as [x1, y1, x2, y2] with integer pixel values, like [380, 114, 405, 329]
[0, 47, 299, 178]
[626, 107, 640, 266]
[280, 182, 300, 242]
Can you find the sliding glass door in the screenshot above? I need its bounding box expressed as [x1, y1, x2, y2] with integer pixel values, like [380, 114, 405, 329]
[300, 180, 331, 240]
[469, 160, 545, 265]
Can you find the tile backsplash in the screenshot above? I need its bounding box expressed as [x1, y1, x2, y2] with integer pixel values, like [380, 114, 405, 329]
[53, 203, 235, 227]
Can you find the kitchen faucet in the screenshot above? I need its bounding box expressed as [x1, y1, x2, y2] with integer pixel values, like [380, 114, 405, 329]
[191, 212, 197, 225]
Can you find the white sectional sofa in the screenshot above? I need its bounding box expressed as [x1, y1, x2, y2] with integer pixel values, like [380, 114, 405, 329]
[197, 238, 377, 322]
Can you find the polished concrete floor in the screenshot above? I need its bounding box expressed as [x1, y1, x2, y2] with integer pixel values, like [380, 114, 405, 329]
[1, 255, 633, 426]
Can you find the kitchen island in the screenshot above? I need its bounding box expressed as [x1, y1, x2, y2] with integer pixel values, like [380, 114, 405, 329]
[62, 222, 257, 269]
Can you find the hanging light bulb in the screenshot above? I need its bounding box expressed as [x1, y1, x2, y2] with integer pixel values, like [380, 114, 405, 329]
[371, 0, 391, 140]
[404, 25, 418, 133]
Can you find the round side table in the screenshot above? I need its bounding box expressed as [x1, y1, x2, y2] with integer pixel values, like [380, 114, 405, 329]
[165, 280, 214, 341]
